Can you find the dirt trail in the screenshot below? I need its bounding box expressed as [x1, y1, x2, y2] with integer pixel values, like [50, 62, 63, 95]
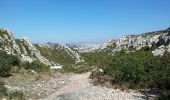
[44, 72, 91, 100]
[44, 72, 145, 100]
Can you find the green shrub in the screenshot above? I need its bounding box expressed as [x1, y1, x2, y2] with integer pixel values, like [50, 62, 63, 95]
[0, 81, 7, 96]
[8, 91, 25, 100]
[60, 65, 94, 74]
[0, 50, 21, 77]
[61, 65, 79, 73]
[158, 90, 170, 100]
[35, 45, 76, 65]
[23, 61, 49, 72]
[81, 50, 113, 67]
[91, 49, 170, 99]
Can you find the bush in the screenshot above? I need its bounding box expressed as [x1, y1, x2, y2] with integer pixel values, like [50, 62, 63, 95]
[8, 91, 25, 100]
[60, 65, 79, 73]
[0, 81, 7, 97]
[0, 81, 25, 99]
[23, 61, 49, 72]
[91, 49, 170, 99]
[158, 90, 170, 100]
[0, 50, 21, 77]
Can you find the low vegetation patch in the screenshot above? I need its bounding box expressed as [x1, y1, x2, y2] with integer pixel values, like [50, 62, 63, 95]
[0, 81, 25, 99]
[0, 81, 7, 97]
[60, 65, 80, 73]
[0, 50, 21, 77]
[8, 91, 25, 100]
[91, 48, 170, 99]
[23, 61, 50, 73]
[35, 45, 76, 65]
[81, 50, 113, 67]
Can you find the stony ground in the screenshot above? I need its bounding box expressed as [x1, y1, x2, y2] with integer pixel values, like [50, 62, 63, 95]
[2, 71, 149, 100]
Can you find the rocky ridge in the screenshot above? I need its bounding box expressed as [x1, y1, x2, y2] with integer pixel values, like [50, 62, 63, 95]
[115, 29, 170, 55]
[37, 43, 84, 64]
[73, 28, 170, 56]
[73, 43, 101, 52]
[0, 28, 53, 66]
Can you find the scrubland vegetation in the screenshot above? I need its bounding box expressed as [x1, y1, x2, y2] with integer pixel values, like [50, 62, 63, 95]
[90, 47, 170, 99]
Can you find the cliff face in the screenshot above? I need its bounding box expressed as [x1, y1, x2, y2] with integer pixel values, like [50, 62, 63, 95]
[0, 28, 52, 66]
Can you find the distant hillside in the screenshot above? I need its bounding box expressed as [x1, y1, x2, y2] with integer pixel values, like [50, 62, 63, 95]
[82, 27, 170, 53]
[35, 43, 84, 65]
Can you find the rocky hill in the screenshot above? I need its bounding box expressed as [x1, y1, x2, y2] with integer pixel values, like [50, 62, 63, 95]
[35, 43, 84, 65]
[72, 43, 101, 52]
[0, 28, 53, 66]
[75, 28, 170, 56]
[71, 40, 117, 53]
[115, 28, 170, 55]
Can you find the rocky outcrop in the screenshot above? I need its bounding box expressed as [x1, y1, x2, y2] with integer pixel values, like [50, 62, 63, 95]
[58, 44, 84, 63]
[115, 29, 170, 56]
[0, 28, 21, 55]
[0, 28, 53, 66]
[19, 37, 52, 65]
[73, 43, 101, 52]
[152, 45, 166, 56]
[100, 39, 117, 50]
[71, 28, 170, 56]
[72, 40, 116, 53]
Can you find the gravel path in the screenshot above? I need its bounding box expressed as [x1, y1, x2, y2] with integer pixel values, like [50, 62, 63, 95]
[44, 72, 146, 100]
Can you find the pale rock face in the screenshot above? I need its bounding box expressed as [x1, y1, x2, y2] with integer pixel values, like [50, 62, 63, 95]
[20, 54, 33, 62]
[58, 44, 84, 63]
[20, 37, 52, 65]
[149, 34, 160, 44]
[73, 40, 116, 53]
[12, 40, 21, 54]
[74, 44, 101, 52]
[152, 45, 166, 56]
[100, 40, 116, 50]
[37, 43, 52, 49]
[50, 65, 63, 70]
[151, 31, 170, 56]
[73, 30, 170, 56]
[0, 29, 21, 55]
[115, 30, 170, 56]
[116, 35, 150, 51]
[0, 28, 54, 66]
[156, 31, 170, 46]
[99, 69, 104, 73]
[168, 44, 170, 52]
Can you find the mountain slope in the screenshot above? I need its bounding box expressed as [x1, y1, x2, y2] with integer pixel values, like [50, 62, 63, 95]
[35, 43, 84, 65]
[0, 28, 53, 66]
[116, 28, 170, 50]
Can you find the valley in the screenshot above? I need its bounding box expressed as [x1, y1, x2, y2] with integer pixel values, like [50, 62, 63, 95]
[0, 27, 170, 99]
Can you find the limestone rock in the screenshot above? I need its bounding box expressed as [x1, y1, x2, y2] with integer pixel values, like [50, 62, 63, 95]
[152, 45, 166, 56]
[0, 28, 54, 66]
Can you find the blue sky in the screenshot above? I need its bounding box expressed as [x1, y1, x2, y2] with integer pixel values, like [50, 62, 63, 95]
[0, 0, 170, 43]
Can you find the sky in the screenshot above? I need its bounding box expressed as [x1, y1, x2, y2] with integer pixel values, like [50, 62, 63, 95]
[0, 0, 170, 43]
